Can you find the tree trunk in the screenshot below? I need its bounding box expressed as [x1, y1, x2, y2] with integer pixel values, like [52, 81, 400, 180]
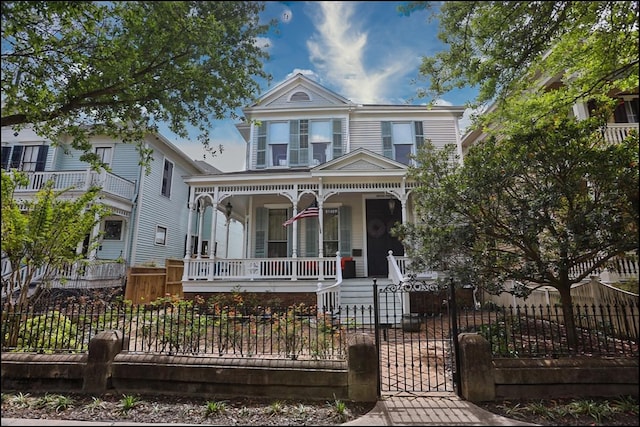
[557, 284, 578, 351]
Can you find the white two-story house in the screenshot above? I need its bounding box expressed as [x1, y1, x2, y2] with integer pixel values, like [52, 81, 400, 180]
[181, 73, 466, 307]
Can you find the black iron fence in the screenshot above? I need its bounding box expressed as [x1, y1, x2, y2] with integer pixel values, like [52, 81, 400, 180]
[1, 298, 375, 360]
[2, 296, 637, 359]
[457, 303, 639, 357]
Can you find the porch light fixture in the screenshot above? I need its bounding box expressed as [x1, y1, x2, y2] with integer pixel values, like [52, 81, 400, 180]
[225, 200, 233, 222]
[388, 198, 396, 214]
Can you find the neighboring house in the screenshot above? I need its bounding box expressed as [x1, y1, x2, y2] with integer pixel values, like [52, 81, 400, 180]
[460, 76, 639, 157]
[459, 76, 639, 288]
[180, 73, 466, 307]
[0, 125, 235, 290]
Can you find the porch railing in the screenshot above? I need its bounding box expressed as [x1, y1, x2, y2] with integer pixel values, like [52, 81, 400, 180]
[183, 256, 339, 281]
[48, 260, 126, 289]
[2, 259, 126, 301]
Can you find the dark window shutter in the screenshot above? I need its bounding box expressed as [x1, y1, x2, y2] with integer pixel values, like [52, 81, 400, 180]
[305, 216, 318, 256]
[414, 121, 424, 151]
[1, 147, 11, 170]
[162, 160, 173, 197]
[381, 122, 392, 158]
[256, 122, 267, 168]
[289, 120, 300, 165]
[613, 99, 628, 123]
[35, 146, 49, 171]
[332, 119, 343, 158]
[339, 205, 352, 257]
[255, 207, 268, 258]
[10, 146, 23, 169]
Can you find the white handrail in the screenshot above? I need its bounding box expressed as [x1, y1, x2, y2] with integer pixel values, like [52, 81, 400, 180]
[316, 252, 342, 313]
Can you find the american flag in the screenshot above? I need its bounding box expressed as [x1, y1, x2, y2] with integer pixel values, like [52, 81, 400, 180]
[283, 200, 319, 227]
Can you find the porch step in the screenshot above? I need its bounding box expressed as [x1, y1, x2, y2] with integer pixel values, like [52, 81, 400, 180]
[335, 278, 401, 326]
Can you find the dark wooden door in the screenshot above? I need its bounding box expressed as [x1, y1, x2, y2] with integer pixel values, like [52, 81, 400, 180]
[366, 199, 404, 277]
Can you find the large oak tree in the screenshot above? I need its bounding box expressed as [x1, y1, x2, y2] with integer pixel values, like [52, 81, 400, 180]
[1, 1, 272, 168]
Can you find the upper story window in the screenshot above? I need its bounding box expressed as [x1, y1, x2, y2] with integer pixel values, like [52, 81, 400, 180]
[256, 119, 343, 169]
[310, 120, 332, 165]
[95, 146, 113, 166]
[269, 122, 289, 167]
[289, 91, 311, 102]
[381, 121, 425, 165]
[161, 159, 173, 198]
[613, 98, 639, 123]
[1, 145, 49, 171]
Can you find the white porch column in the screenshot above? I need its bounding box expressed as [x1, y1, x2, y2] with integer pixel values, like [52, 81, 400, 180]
[318, 178, 324, 258]
[291, 204, 299, 258]
[183, 190, 195, 281]
[209, 187, 219, 259]
[196, 201, 205, 259]
[88, 211, 101, 260]
[317, 198, 324, 258]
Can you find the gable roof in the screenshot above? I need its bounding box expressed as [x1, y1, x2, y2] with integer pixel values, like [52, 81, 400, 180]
[245, 73, 354, 111]
[313, 147, 407, 173]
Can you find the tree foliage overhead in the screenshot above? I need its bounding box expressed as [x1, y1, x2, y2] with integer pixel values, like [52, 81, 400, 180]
[404, 1, 638, 124]
[1, 170, 109, 307]
[1, 1, 272, 167]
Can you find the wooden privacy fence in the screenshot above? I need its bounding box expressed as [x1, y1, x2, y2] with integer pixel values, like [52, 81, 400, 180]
[124, 259, 184, 304]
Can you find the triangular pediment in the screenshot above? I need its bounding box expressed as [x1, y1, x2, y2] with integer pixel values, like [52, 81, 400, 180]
[313, 148, 407, 172]
[249, 73, 353, 109]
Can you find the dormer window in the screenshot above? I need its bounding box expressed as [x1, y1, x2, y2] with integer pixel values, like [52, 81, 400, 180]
[289, 91, 311, 102]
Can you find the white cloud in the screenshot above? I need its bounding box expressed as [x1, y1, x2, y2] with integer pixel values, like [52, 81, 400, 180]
[306, 2, 418, 104]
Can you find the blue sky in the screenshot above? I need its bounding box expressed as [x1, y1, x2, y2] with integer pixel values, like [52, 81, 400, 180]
[167, 1, 478, 172]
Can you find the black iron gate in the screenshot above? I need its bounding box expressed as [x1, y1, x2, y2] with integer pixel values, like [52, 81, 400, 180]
[373, 276, 461, 396]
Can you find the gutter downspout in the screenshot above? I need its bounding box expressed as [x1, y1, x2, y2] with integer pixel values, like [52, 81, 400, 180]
[129, 144, 147, 267]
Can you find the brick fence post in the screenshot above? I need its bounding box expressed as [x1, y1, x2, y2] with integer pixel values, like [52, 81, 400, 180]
[347, 332, 378, 402]
[83, 330, 123, 394]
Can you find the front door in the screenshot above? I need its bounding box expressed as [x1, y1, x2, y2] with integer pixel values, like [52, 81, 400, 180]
[366, 198, 403, 277]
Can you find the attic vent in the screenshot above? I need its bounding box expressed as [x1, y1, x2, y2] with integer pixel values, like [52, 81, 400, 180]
[290, 91, 310, 102]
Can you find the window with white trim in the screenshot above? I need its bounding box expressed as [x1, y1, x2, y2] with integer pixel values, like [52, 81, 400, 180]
[381, 121, 424, 165]
[155, 226, 167, 245]
[392, 123, 414, 165]
[103, 220, 123, 240]
[613, 98, 639, 123]
[268, 122, 289, 167]
[310, 120, 332, 165]
[1, 145, 49, 171]
[95, 146, 113, 166]
[323, 208, 339, 256]
[268, 208, 288, 257]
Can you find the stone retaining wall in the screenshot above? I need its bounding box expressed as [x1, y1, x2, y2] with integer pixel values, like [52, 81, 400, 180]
[458, 333, 639, 402]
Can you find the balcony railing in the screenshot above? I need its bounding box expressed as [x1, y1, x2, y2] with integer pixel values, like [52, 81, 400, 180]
[12, 170, 136, 201]
[602, 123, 639, 144]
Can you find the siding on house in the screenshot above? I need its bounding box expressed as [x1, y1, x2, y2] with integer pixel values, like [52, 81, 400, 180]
[349, 121, 383, 153]
[132, 142, 194, 267]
